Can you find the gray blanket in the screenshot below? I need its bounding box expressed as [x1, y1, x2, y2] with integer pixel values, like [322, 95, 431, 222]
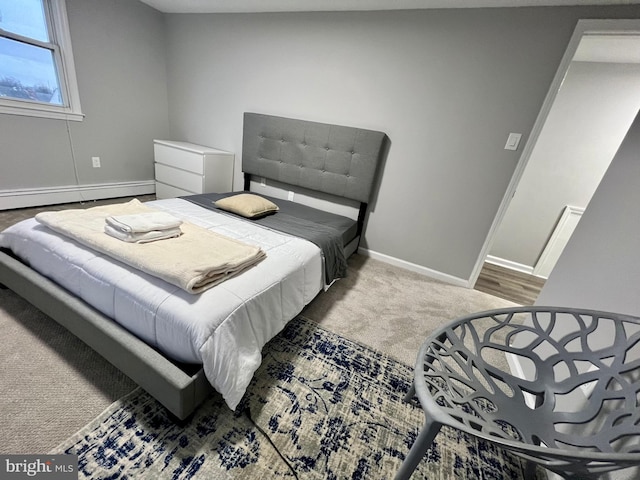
[184, 193, 350, 283]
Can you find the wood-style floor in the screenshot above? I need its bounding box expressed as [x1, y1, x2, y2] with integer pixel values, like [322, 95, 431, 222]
[474, 262, 545, 305]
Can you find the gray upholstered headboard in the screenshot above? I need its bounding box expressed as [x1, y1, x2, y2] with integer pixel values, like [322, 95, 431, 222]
[242, 113, 386, 204]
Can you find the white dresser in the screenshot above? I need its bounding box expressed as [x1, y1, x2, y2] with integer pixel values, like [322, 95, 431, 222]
[154, 140, 234, 199]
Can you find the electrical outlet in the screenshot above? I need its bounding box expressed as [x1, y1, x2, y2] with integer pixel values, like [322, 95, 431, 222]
[92, 156, 101, 168]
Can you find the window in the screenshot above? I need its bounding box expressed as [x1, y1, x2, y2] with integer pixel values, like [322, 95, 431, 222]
[0, 0, 82, 121]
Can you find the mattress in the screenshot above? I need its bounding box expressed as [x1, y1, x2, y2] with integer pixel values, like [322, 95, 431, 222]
[0, 198, 325, 409]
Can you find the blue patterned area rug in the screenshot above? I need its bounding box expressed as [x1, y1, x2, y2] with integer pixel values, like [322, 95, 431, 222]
[51, 316, 533, 479]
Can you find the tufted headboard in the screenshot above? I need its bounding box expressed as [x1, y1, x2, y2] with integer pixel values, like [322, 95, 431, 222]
[242, 113, 386, 204]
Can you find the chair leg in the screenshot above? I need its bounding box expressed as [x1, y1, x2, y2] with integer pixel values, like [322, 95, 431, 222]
[404, 381, 416, 403]
[394, 418, 442, 480]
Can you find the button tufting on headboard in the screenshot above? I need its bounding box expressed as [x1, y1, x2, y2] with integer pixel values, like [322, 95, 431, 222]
[242, 112, 386, 204]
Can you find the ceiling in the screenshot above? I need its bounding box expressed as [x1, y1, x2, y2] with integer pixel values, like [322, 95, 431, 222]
[138, 0, 640, 14]
[574, 35, 640, 63]
[139, 0, 640, 63]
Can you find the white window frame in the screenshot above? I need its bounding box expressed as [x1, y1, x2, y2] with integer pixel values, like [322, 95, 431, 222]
[0, 0, 83, 121]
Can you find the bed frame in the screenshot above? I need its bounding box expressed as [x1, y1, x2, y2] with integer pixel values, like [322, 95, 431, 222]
[0, 113, 387, 420]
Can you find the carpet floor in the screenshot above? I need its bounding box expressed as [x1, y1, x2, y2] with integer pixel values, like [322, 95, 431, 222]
[0, 287, 136, 454]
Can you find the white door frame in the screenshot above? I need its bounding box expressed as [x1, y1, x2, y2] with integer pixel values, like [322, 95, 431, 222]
[468, 18, 640, 288]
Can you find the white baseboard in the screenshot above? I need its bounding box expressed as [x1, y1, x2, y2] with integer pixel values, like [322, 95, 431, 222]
[0, 180, 155, 210]
[358, 247, 470, 288]
[485, 255, 535, 276]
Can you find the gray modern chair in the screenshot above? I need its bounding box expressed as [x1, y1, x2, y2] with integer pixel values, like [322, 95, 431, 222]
[397, 307, 640, 479]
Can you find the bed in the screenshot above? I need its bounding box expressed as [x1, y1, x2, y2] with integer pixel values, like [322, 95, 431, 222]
[0, 113, 387, 420]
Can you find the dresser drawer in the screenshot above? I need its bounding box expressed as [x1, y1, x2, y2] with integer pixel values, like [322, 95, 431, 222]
[154, 143, 204, 174]
[155, 163, 203, 193]
[153, 139, 234, 199]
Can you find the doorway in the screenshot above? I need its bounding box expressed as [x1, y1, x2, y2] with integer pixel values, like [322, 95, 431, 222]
[471, 19, 640, 302]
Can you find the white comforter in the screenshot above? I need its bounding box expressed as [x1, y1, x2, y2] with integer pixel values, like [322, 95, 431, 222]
[0, 198, 324, 409]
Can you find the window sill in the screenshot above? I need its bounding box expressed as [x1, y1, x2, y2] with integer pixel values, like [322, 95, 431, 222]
[0, 101, 84, 122]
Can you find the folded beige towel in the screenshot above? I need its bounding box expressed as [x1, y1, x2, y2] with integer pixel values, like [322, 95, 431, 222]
[35, 200, 266, 294]
[106, 211, 182, 233]
[104, 224, 182, 243]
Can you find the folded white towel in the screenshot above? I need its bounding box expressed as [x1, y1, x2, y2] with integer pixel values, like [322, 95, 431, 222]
[105, 211, 182, 233]
[104, 224, 182, 244]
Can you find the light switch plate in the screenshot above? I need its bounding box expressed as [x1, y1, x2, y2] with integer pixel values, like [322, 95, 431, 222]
[504, 133, 522, 151]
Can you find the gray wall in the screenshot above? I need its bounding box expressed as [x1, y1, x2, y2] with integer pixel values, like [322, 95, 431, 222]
[535, 108, 640, 317]
[0, 0, 169, 190]
[490, 60, 640, 270]
[163, 6, 640, 282]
